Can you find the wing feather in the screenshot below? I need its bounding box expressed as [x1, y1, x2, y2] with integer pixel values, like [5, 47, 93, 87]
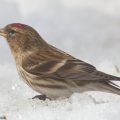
[22, 57, 120, 81]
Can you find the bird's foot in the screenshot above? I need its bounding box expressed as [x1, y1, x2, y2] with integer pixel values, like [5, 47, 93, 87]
[32, 95, 51, 101]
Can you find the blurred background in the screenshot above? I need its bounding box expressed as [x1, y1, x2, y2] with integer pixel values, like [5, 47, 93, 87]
[0, 0, 120, 74]
[1, 1, 120, 119]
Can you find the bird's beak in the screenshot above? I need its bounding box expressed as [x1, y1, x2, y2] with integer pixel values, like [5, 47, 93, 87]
[0, 28, 7, 37]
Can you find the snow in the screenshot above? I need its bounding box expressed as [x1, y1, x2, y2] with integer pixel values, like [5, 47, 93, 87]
[0, 63, 120, 120]
[0, 64, 120, 120]
[0, 0, 120, 120]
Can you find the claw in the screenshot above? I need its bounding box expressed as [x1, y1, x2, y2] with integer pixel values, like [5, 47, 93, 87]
[32, 95, 51, 101]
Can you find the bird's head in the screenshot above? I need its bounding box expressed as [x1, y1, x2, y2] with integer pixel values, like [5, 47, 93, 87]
[0, 23, 27, 39]
[0, 23, 47, 55]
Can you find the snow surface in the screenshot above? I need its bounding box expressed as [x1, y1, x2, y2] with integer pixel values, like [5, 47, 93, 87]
[0, 0, 120, 120]
[1, 64, 120, 120]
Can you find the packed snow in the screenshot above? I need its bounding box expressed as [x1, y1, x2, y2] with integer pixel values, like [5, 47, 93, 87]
[0, 0, 120, 120]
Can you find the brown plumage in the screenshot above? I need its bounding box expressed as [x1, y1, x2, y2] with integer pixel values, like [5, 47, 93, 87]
[0, 23, 120, 100]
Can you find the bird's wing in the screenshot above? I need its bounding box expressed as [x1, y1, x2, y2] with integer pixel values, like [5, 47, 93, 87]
[22, 58, 120, 81]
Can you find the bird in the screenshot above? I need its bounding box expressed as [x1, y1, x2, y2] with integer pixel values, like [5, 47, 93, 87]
[0, 23, 120, 100]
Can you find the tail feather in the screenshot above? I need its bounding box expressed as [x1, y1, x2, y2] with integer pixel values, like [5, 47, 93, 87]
[103, 81, 120, 95]
[94, 70, 120, 81]
[91, 71, 120, 95]
[78, 81, 120, 95]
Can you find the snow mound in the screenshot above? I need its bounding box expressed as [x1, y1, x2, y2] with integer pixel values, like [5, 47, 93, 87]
[0, 64, 120, 120]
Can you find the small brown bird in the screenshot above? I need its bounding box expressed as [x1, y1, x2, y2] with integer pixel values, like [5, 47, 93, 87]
[0, 23, 120, 100]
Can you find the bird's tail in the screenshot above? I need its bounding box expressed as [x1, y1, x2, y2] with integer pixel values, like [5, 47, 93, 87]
[77, 81, 120, 95]
[99, 81, 120, 95]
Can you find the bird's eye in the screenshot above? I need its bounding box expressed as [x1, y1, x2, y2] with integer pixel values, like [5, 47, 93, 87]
[9, 30, 16, 36]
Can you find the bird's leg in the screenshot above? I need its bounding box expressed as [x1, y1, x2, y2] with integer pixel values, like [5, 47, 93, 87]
[32, 95, 51, 101]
